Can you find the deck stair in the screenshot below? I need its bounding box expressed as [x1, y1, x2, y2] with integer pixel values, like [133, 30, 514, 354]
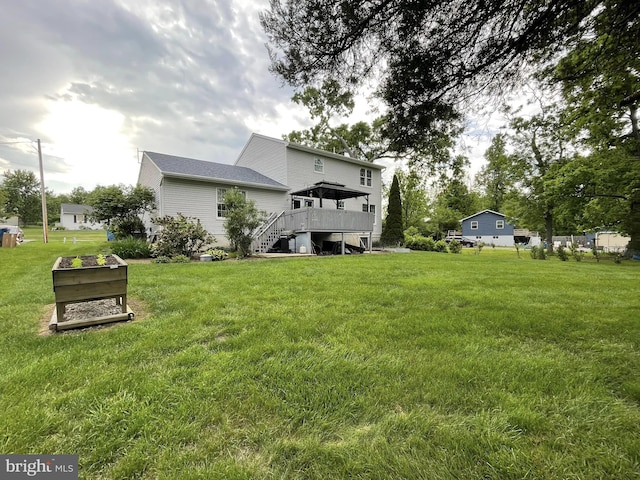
[252, 210, 287, 253]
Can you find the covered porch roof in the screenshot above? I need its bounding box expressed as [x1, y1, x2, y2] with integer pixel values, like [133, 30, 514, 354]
[289, 181, 369, 208]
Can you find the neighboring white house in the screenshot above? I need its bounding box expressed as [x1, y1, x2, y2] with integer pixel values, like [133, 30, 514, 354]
[59, 204, 104, 230]
[137, 133, 385, 253]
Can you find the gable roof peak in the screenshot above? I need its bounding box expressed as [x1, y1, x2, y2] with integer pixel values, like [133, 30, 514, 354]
[460, 209, 506, 222]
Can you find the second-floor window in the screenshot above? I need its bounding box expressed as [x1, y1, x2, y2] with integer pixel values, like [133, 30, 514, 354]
[314, 157, 324, 173]
[496, 220, 504, 229]
[360, 168, 372, 186]
[471, 221, 479, 230]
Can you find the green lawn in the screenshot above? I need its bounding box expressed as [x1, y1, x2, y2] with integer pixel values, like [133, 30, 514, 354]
[1, 232, 639, 479]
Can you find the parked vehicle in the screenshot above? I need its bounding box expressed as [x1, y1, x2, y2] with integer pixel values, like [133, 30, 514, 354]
[444, 234, 476, 247]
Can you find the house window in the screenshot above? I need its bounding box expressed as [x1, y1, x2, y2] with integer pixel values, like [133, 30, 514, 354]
[471, 221, 479, 230]
[314, 157, 324, 173]
[73, 214, 84, 223]
[304, 199, 314, 207]
[496, 220, 504, 229]
[362, 204, 368, 212]
[337, 200, 345, 210]
[217, 188, 246, 217]
[293, 199, 301, 209]
[370, 205, 376, 224]
[360, 168, 372, 187]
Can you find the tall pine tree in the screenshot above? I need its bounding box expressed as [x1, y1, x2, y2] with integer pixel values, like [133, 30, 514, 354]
[382, 174, 403, 246]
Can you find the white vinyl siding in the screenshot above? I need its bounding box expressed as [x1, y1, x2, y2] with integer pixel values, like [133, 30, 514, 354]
[161, 178, 284, 245]
[234, 134, 288, 185]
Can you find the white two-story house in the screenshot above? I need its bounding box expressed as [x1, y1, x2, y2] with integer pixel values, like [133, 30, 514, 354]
[137, 133, 384, 253]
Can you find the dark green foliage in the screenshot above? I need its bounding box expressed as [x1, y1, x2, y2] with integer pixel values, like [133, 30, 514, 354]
[570, 243, 584, 262]
[111, 215, 146, 240]
[381, 174, 403, 246]
[448, 239, 462, 254]
[530, 246, 547, 260]
[404, 234, 435, 251]
[557, 245, 569, 261]
[262, 1, 638, 153]
[223, 188, 266, 258]
[87, 184, 155, 240]
[434, 239, 448, 253]
[1, 169, 41, 226]
[152, 213, 214, 258]
[110, 237, 152, 259]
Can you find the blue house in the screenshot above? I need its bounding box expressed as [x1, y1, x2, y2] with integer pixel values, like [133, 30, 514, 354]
[461, 210, 515, 247]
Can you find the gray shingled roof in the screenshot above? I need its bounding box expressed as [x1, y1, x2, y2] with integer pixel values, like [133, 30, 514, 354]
[61, 203, 94, 215]
[144, 151, 288, 189]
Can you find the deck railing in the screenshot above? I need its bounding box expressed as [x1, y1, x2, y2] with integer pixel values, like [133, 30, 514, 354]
[282, 208, 373, 233]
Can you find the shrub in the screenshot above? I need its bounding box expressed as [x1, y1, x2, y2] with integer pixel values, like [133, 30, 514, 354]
[110, 237, 152, 259]
[223, 189, 266, 258]
[570, 243, 584, 262]
[206, 248, 228, 261]
[171, 255, 190, 263]
[448, 239, 462, 254]
[153, 256, 171, 264]
[112, 215, 147, 240]
[476, 241, 484, 255]
[434, 239, 448, 253]
[152, 213, 215, 258]
[404, 234, 436, 251]
[531, 245, 547, 260]
[557, 245, 569, 261]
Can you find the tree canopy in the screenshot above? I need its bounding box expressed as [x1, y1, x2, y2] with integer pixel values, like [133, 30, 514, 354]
[262, 0, 639, 153]
[1, 169, 41, 226]
[87, 184, 155, 239]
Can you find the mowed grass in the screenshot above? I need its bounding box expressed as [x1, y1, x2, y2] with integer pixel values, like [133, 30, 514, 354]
[1, 231, 639, 479]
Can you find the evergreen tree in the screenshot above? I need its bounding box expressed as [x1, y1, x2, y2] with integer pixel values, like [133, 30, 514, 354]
[382, 174, 403, 245]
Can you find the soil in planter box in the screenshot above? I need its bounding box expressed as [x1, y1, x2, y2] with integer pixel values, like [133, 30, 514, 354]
[58, 255, 120, 269]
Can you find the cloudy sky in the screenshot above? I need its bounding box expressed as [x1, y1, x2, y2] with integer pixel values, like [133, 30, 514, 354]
[0, 0, 499, 194]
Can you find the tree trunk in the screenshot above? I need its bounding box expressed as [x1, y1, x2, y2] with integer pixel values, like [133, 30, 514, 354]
[544, 210, 553, 252]
[627, 189, 640, 257]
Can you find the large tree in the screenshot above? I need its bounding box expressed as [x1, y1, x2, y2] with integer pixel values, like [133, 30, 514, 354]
[505, 102, 576, 250]
[87, 184, 155, 239]
[549, 6, 640, 254]
[395, 168, 429, 233]
[475, 134, 518, 213]
[381, 174, 403, 245]
[1, 170, 41, 226]
[283, 79, 390, 161]
[261, 0, 639, 154]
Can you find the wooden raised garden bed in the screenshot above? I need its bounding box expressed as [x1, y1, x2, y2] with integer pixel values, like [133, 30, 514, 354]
[50, 254, 133, 331]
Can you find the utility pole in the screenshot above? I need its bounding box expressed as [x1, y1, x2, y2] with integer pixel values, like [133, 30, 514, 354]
[37, 139, 49, 244]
